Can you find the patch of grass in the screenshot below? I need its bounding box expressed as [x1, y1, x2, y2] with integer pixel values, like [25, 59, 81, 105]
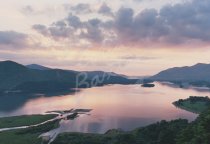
[17, 119, 60, 134]
[0, 118, 60, 144]
[176, 101, 208, 114]
[0, 130, 41, 144]
[0, 114, 57, 129]
[173, 96, 210, 114]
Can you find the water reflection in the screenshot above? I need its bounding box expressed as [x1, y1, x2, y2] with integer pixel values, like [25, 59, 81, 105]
[160, 82, 210, 92]
[0, 82, 209, 133]
[0, 90, 77, 114]
[58, 115, 160, 133]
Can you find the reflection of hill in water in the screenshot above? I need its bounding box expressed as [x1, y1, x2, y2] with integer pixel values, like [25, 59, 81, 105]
[0, 90, 78, 112]
[159, 82, 210, 93]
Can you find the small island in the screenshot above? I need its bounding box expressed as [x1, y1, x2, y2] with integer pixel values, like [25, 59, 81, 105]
[173, 96, 210, 114]
[141, 83, 155, 88]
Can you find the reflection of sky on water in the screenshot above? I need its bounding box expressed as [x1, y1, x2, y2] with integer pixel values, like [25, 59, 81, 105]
[59, 115, 159, 133]
[0, 82, 208, 132]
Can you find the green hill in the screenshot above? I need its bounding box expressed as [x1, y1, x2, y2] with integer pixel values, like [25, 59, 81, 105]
[0, 61, 138, 94]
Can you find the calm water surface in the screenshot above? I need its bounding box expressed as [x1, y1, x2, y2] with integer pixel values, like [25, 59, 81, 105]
[0, 82, 209, 133]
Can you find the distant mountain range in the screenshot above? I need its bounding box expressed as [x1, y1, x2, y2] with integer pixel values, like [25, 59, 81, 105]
[0, 61, 138, 95]
[26, 64, 51, 70]
[150, 63, 210, 87]
[2, 60, 209, 95]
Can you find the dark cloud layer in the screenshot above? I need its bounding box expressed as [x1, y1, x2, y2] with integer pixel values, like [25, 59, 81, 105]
[33, 0, 210, 48]
[33, 14, 105, 44]
[0, 31, 28, 48]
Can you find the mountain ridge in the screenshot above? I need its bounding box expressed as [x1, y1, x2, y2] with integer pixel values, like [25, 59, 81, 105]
[0, 61, 138, 94]
[150, 63, 210, 82]
[26, 64, 51, 70]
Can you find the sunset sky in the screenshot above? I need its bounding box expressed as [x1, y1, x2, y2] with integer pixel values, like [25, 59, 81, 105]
[0, 0, 210, 75]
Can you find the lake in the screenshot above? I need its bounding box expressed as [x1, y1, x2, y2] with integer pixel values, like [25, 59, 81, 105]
[0, 82, 209, 133]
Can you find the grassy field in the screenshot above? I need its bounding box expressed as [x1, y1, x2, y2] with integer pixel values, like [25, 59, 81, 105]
[0, 118, 60, 144]
[175, 101, 208, 114]
[173, 96, 210, 114]
[0, 114, 57, 129]
[0, 130, 41, 144]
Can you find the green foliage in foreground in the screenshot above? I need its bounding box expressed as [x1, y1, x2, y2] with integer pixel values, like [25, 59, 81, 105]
[176, 107, 210, 144]
[52, 119, 189, 144]
[0, 130, 41, 144]
[0, 118, 60, 144]
[52, 107, 210, 144]
[0, 114, 57, 129]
